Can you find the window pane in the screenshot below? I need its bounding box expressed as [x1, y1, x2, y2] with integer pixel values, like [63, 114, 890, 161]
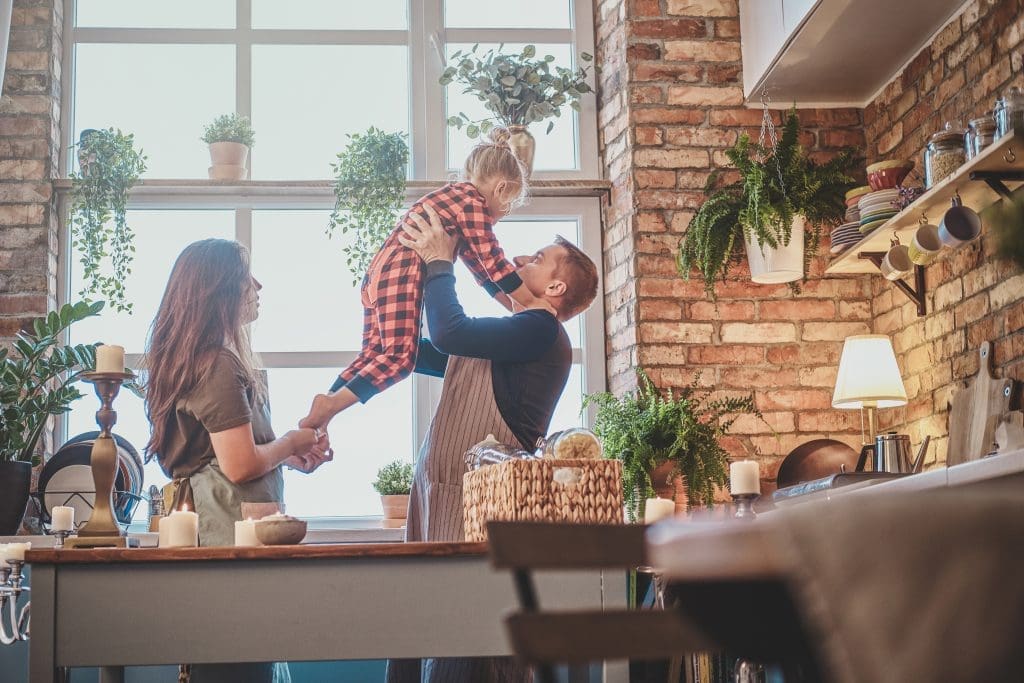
[446, 44, 579, 172]
[252, 0, 407, 30]
[451, 218, 582, 347]
[73, 44, 235, 179]
[68, 210, 235, 353]
[251, 210, 365, 352]
[76, 0, 235, 28]
[251, 45, 410, 179]
[444, 0, 572, 28]
[548, 364, 585, 432]
[266, 368, 414, 517]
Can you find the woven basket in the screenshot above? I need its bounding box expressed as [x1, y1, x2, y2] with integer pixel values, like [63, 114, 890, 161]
[463, 458, 624, 542]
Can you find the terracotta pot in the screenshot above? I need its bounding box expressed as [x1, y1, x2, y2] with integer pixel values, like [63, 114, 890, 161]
[381, 494, 409, 528]
[507, 125, 536, 178]
[648, 460, 688, 515]
[0, 461, 32, 535]
[208, 141, 249, 167]
[208, 164, 248, 181]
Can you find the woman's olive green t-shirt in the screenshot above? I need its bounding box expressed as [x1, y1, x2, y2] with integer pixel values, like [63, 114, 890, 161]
[157, 350, 275, 480]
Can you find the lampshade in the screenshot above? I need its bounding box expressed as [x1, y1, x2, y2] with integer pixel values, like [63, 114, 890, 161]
[832, 335, 908, 409]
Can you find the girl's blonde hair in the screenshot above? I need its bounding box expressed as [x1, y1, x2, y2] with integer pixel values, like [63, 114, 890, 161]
[462, 127, 529, 209]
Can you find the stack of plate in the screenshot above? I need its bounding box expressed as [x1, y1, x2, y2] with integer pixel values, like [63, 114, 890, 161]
[857, 189, 900, 234]
[830, 221, 862, 254]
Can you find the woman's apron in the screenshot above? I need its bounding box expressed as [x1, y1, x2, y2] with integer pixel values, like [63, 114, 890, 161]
[172, 462, 291, 683]
[388, 354, 531, 683]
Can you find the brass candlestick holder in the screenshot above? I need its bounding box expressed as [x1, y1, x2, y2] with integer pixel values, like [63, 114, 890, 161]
[66, 371, 134, 549]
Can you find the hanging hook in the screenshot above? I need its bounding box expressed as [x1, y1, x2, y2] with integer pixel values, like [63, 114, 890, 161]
[1004, 147, 1016, 164]
[919, 213, 928, 225]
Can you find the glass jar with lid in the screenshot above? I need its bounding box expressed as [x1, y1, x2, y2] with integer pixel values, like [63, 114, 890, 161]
[966, 113, 996, 160]
[924, 122, 966, 188]
[995, 86, 1024, 138]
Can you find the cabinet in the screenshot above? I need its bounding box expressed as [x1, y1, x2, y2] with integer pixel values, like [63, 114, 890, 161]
[739, 0, 969, 107]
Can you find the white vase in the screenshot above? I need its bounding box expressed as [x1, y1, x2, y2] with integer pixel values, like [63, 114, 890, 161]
[208, 141, 249, 167]
[744, 216, 806, 284]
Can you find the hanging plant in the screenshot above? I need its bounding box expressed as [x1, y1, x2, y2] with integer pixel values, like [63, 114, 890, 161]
[327, 127, 409, 284]
[69, 128, 147, 313]
[440, 44, 594, 137]
[677, 109, 858, 295]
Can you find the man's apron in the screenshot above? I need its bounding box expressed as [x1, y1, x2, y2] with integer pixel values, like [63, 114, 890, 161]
[389, 354, 531, 683]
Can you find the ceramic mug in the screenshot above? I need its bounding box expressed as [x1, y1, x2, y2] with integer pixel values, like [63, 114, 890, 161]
[938, 196, 982, 248]
[880, 244, 913, 280]
[907, 223, 942, 265]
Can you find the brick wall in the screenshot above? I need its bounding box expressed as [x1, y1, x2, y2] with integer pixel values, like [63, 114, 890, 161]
[595, 0, 871, 493]
[0, 0, 62, 342]
[865, 0, 1024, 465]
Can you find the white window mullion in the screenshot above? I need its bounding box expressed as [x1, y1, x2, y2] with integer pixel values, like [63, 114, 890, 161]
[236, 206, 253, 250]
[420, 0, 446, 179]
[572, 0, 600, 179]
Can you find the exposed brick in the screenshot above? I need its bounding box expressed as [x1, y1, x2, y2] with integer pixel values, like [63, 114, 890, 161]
[631, 107, 707, 125]
[633, 62, 704, 82]
[802, 322, 870, 341]
[630, 0, 662, 17]
[756, 389, 832, 411]
[631, 19, 707, 39]
[721, 322, 797, 344]
[688, 345, 765, 365]
[664, 39, 740, 62]
[634, 148, 709, 168]
[639, 321, 714, 343]
[633, 126, 664, 146]
[627, 43, 662, 62]
[667, 85, 743, 106]
[760, 300, 836, 320]
[667, 0, 737, 17]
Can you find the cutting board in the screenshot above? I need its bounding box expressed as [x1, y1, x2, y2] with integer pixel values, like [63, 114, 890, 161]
[947, 342, 1017, 466]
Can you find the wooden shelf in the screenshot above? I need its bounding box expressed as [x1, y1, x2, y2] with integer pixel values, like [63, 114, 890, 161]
[826, 129, 1024, 275]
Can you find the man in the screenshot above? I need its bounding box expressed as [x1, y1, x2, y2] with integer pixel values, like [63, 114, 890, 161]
[388, 205, 600, 683]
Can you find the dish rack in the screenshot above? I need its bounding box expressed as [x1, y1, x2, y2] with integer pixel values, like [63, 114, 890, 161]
[33, 489, 144, 530]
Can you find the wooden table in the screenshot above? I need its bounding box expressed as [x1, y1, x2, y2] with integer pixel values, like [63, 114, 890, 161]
[26, 542, 627, 683]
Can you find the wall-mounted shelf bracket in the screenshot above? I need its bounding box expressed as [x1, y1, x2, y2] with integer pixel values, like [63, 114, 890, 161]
[859, 252, 927, 316]
[968, 170, 1024, 200]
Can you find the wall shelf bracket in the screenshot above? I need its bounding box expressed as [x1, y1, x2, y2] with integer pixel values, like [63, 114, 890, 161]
[859, 252, 927, 316]
[968, 170, 1024, 200]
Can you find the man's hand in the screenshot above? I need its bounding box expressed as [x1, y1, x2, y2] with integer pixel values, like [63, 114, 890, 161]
[299, 393, 336, 430]
[399, 205, 458, 263]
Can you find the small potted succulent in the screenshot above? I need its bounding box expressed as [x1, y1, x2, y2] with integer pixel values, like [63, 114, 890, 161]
[373, 460, 414, 528]
[202, 113, 255, 180]
[440, 44, 593, 176]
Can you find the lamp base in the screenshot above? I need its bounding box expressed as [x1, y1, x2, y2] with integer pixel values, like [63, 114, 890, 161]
[65, 535, 128, 549]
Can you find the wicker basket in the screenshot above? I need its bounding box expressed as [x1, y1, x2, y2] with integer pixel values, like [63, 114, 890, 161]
[463, 458, 624, 542]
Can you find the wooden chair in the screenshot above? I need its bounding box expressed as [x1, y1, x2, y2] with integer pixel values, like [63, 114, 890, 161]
[486, 521, 714, 683]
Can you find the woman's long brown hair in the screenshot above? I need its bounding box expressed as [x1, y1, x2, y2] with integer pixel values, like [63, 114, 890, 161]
[142, 238, 263, 461]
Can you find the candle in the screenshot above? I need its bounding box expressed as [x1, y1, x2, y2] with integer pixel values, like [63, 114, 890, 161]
[157, 516, 171, 547]
[644, 497, 676, 524]
[162, 509, 199, 547]
[1, 542, 31, 562]
[95, 344, 125, 373]
[0, 545, 7, 568]
[730, 460, 761, 495]
[51, 505, 75, 532]
[234, 519, 261, 547]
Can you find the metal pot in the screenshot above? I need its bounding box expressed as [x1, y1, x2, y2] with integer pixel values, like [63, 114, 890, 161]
[855, 433, 930, 474]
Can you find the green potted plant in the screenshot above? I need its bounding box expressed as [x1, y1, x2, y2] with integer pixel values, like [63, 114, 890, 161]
[440, 44, 594, 176]
[0, 302, 104, 534]
[373, 460, 414, 528]
[327, 127, 409, 284]
[202, 113, 255, 180]
[70, 128, 147, 313]
[677, 110, 858, 294]
[584, 370, 760, 522]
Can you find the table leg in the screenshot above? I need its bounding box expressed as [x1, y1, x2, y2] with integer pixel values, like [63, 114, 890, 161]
[28, 566, 56, 683]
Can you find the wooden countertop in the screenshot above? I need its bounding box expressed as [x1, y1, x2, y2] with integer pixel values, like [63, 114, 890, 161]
[26, 541, 488, 565]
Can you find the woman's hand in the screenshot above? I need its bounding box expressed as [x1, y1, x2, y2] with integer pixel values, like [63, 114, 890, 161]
[283, 428, 333, 473]
[399, 205, 458, 263]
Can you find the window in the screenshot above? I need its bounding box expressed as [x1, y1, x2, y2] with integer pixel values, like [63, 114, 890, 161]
[61, 2, 602, 520]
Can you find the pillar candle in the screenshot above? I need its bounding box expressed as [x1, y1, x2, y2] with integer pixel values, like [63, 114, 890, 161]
[0, 544, 7, 568]
[1, 542, 31, 562]
[95, 344, 125, 373]
[234, 519, 261, 547]
[644, 497, 676, 524]
[730, 460, 761, 495]
[157, 516, 171, 547]
[163, 509, 199, 547]
[51, 505, 75, 532]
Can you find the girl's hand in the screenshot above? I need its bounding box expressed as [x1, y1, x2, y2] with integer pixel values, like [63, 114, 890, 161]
[399, 205, 458, 263]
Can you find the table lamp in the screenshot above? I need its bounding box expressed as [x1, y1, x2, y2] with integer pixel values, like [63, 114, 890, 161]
[832, 335, 907, 444]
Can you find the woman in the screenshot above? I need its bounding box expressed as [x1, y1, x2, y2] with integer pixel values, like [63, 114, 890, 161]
[143, 238, 330, 683]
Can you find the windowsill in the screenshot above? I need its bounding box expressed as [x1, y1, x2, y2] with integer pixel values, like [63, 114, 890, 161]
[51, 177, 611, 199]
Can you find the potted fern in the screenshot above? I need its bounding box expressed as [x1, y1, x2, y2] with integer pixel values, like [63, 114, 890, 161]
[202, 113, 255, 180]
[678, 109, 858, 294]
[440, 44, 593, 176]
[70, 128, 147, 313]
[0, 302, 104, 534]
[585, 370, 759, 522]
[327, 127, 409, 284]
[373, 460, 414, 529]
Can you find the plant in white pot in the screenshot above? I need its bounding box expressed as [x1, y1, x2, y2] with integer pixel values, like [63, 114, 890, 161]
[677, 109, 858, 293]
[202, 113, 255, 181]
[373, 460, 414, 528]
[0, 302, 104, 534]
[440, 44, 593, 176]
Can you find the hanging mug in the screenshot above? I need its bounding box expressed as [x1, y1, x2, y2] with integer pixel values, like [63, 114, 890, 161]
[938, 195, 982, 248]
[880, 243, 913, 280]
[907, 222, 942, 265]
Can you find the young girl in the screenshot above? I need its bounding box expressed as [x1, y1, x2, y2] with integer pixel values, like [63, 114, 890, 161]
[301, 128, 535, 429]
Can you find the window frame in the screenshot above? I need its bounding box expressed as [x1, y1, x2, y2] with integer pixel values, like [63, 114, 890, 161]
[56, 0, 606, 519]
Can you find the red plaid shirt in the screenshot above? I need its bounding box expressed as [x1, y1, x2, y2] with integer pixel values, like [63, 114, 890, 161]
[380, 182, 521, 295]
